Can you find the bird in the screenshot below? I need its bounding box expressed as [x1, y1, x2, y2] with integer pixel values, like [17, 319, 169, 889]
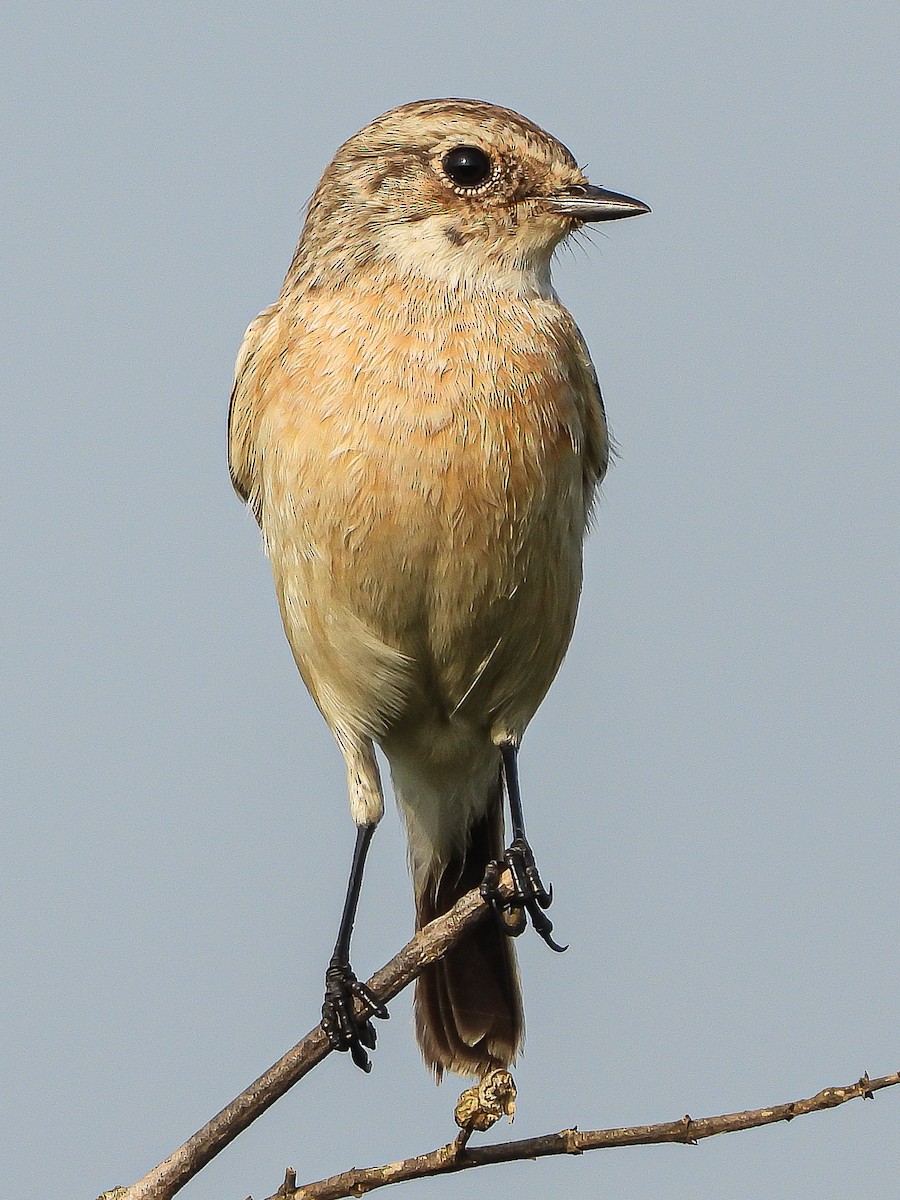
[228, 98, 648, 1080]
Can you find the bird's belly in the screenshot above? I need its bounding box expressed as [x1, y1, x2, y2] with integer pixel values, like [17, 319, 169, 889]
[259, 293, 593, 743]
[266, 409, 585, 746]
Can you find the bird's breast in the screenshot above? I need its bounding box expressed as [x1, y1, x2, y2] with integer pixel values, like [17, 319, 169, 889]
[260, 278, 594, 733]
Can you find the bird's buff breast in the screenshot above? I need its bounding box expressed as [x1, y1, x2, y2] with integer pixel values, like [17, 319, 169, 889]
[259, 280, 592, 741]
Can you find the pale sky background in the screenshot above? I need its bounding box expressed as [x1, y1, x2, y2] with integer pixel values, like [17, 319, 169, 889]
[2, 3, 898, 1199]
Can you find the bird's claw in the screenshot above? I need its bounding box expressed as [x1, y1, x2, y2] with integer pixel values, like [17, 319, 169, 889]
[321, 961, 389, 1072]
[480, 836, 567, 953]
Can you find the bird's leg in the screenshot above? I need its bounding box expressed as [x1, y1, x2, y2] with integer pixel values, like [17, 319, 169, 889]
[480, 744, 567, 952]
[321, 823, 389, 1071]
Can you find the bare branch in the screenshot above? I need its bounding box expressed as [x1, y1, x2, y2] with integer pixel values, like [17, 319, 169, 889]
[112, 879, 509, 1200]
[276, 1071, 900, 1200]
[100, 880, 898, 1200]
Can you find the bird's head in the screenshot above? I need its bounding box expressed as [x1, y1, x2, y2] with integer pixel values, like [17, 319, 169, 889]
[289, 98, 649, 295]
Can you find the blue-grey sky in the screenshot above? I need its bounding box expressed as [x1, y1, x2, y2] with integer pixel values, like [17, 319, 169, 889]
[2, 3, 897, 1199]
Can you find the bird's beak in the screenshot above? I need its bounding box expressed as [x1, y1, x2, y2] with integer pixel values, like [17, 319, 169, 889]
[547, 184, 650, 222]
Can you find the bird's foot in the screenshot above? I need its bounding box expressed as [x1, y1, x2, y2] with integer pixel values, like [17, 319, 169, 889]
[321, 959, 389, 1072]
[480, 835, 567, 953]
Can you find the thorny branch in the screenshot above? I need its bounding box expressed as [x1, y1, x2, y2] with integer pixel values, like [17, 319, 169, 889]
[98, 870, 898, 1200]
[271, 1071, 900, 1200]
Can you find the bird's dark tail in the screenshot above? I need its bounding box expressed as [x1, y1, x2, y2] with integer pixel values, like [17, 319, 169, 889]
[413, 792, 523, 1081]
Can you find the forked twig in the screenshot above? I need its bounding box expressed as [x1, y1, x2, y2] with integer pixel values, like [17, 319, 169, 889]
[99, 874, 898, 1200]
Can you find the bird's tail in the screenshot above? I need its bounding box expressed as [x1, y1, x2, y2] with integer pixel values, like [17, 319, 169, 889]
[413, 791, 523, 1081]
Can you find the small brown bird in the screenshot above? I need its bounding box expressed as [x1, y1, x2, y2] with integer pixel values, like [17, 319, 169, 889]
[229, 98, 648, 1079]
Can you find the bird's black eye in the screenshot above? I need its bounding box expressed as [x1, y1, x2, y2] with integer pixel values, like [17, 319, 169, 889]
[442, 145, 492, 189]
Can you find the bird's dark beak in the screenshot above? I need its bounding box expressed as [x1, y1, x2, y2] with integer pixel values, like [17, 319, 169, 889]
[548, 184, 650, 222]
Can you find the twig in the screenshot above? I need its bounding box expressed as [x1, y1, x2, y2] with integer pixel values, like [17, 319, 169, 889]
[276, 1071, 900, 1200]
[111, 878, 512, 1200]
[98, 888, 899, 1200]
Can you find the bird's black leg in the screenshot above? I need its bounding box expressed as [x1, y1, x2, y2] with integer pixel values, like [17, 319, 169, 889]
[321, 822, 389, 1071]
[480, 744, 567, 953]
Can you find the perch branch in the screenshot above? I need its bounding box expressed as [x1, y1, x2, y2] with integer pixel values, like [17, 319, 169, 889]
[275, 1070, 900, 1200]
[112, 876, 512, 1200]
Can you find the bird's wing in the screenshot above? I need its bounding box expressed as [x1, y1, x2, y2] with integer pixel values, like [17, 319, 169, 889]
[568, 326, 611, 487]
[227, 303, 280, 523]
